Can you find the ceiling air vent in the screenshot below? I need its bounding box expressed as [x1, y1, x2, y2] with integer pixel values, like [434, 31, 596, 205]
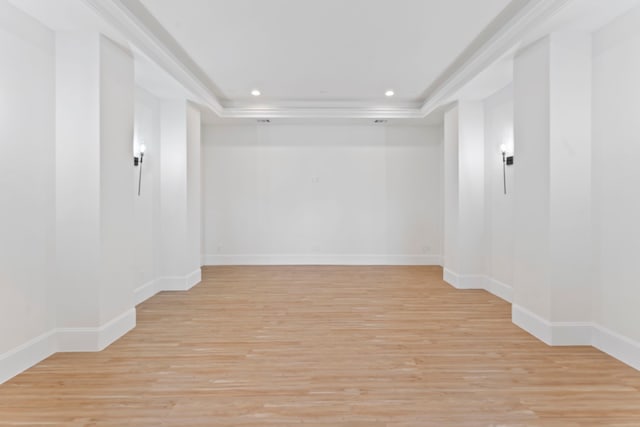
[374, 119, 387, 124]
[257, 119, 270, 124]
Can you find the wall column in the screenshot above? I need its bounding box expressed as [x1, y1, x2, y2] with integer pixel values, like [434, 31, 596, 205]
[443, 101, 486, 288]
[158, 101, 202, 289]
[512, 33, 592, 344]
[55, 33, 135, 350]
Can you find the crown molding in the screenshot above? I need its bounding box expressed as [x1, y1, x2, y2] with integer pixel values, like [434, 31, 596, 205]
[83, 0, 573, 120]
[82, 0, 224, 114]
[219, 105, 425, 120]
[419, 0, 572, 117]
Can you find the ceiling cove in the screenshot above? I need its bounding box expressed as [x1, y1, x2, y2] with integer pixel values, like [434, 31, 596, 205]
[82, 0, 571, 119]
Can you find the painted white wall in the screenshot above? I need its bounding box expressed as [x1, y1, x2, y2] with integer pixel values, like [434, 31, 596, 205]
[0, 1, 55, 355]
[186, 104, 202, 274]
[132, 93, 202, 303]
[483, 84, 514, 289]
[158, 100, 202, 286]
[159, 101, 188, 277]
[513, 38, 552, 320]
[98, 35, 135, 325]
[457, 102, 486, 276]
[548, 32, 592, 323]
[513, 32, 594, 330]
[592, 5, 640, 343]
[442, 102, 485, 286]
[443, 108, 460, 272]
[202, 124, 443, 265]
[55, 33, 135, 333]
[133, 88, 162, 291]
[55, 32, 102, 330]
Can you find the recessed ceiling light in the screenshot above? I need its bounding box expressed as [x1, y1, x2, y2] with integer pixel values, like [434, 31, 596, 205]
[251, 89, 261, 96]
[385, 90, 395, 97]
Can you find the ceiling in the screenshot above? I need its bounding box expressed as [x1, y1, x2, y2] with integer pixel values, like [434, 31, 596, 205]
[138, 0, 511, 107]
[10, 0, 640, 121]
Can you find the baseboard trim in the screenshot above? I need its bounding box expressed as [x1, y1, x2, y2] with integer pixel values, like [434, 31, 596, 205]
[0, 330, 56, 384]
[157, 268, 202, 291]
[57, 308, 136, 352]
[443, 269, 513, 303]
[512, 304, 640, 370]
[0, 308, 136, 384]
[593, 325, 640, 371]
[512, 304, 593, 346]
[485, 277, 514, 303]
[134, 268, 202, 305]
[202, 254, 443, 266]
[134, 279, 160, 305]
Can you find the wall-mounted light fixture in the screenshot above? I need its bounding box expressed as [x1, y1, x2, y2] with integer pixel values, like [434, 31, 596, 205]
[500, 143, 514, 195]
[134, 143, 146, 196]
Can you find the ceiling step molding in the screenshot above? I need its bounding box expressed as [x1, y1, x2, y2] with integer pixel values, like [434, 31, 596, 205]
[420, 0, 571, 117]
[83, 0, 573, 120]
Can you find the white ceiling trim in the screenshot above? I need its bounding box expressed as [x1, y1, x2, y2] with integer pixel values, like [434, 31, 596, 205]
[219, 106, 425, 120]
[82, 0, 224, 114]
[419, 0, 571, 117]
[83, 0, 573, 120]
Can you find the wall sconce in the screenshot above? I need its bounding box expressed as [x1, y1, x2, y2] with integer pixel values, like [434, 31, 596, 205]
[500, 144, 514, 195]
[134, 143, 146, 196]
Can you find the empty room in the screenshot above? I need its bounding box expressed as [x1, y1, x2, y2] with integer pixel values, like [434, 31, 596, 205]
[2, 0, 640, 425]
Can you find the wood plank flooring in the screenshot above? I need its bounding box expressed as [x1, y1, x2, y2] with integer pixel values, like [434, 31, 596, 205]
[1, 266, 640, 426]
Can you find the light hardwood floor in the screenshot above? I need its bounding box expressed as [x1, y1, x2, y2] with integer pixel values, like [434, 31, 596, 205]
[1, 266, 640, 426]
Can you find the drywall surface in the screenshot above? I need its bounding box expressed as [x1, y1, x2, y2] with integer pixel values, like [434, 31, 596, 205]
[592, 5, 640, 342]
[202, 124, 443, 264]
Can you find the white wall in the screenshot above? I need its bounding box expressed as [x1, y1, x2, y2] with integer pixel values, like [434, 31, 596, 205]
[98, 35, 135, 325]
[592, 5, 640, 343]
[156, 100, 202, 287]
[202, 124, 443, 265]
[186, 104, 201, 274]
[0, 1, 55, 357]
[55, 33, 136, 336]
[483, 84, 514, 289]
[133, 88, 162, 292]
[548, 32, 592, 323]
[513, 38, 552, 320]
[457, 102, 486, 276]
[132, 96, 202, 303]
[443, 102, 486, 287]
[443, 108, 460, 272]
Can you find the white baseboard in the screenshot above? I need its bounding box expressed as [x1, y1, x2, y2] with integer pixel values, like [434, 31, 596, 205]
[134, 268, 202, 305]
[157, 268, 202, 291]
[0, 330, 56, 384]
[443, 268, 484, 290]
[443, 269, 513, 303]
[512, 304, 594, 346]
[202, 254, 443, 266]
[511, 305, 640, 370]
[0, 308, 136, 384]
[133, 279, 161, 305]
[512, 304, 554, 345]
[57, 308, 136, 352]
[484, 277, 514, 303]
[593, 324, 640, 371]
